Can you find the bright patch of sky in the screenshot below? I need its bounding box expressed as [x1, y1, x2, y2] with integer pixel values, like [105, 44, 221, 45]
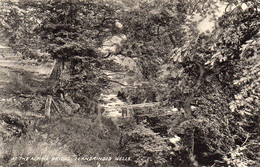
[194, 3, 226, 33]
[196, 2, 249, 33]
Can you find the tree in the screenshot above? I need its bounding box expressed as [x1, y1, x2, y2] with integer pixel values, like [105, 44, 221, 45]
[0, 0, 44, 59]
[113, 0, 187, 79]
[159, 1, 259, 165]
[0, 0, 124, 97]
[163, 0, 259, 117]
[118, 0, 259, 166]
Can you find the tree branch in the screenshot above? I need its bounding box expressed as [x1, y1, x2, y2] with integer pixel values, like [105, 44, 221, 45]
[106, 79, 126, 87]
[157, 25, 160, 41]
[183, 61, 205, 119]
[190, 1, 202, 14]
[101, 52, 112, 58]
[168, 34, 175, 47]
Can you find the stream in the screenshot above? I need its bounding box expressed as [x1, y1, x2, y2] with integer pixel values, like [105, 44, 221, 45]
[100, 94, 126, 118]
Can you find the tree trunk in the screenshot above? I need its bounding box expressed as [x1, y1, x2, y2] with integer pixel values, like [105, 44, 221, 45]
[183, 95, 193, 119]
[49, 59, 64, 81]
[45, 95, 52, 119]
[45, 59, 65, 91]
[183, 61, 204, 119]
[97, 104, 102, 129]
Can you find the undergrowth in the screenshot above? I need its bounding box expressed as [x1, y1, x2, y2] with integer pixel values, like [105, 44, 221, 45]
[0, 67, 126, 167]
[0, 112, 125, 167]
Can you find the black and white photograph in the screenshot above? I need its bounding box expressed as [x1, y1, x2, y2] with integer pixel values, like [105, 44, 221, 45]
[0, 0, 259, 166]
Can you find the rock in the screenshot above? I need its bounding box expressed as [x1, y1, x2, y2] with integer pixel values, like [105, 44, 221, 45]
[58, 100, 73, 115]
[0, 113, 28, 137]
[65, 96, 80, 111]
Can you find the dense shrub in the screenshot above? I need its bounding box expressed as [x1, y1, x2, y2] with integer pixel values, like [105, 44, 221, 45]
[122, 124, 171, 166]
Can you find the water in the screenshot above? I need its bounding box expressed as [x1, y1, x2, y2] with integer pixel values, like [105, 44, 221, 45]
[100, 94, 126, 118]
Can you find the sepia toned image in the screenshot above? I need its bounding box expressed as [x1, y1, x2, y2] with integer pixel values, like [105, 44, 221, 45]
[0, 0, 259, 166]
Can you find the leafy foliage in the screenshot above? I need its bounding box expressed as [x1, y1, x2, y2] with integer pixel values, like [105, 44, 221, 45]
[0, 0, 128, 97]
[121, 1, 259, 166]
[114, 0, 187, 79]
[230, 32, 259, 116]
[122, 124, 171, 166]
